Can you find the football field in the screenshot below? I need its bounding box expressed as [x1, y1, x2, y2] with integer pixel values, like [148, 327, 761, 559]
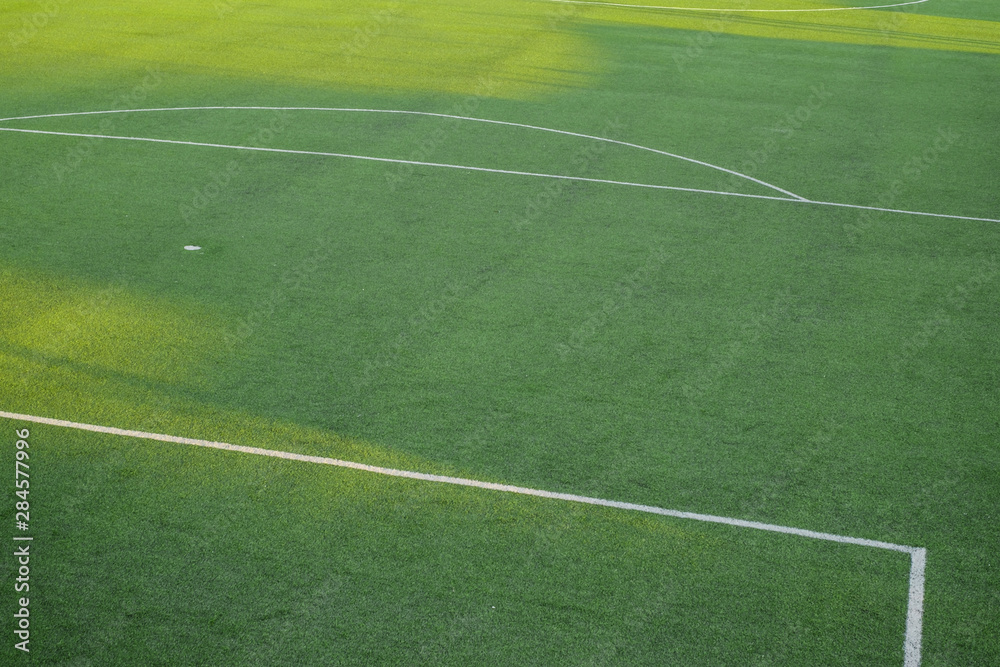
[1, 1, 998, 664]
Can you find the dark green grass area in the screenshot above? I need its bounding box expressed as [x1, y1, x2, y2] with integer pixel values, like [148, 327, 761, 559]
[2, 424, 911, 666]
[906, 0, 1000, 22]
[1, 1, 999, 665]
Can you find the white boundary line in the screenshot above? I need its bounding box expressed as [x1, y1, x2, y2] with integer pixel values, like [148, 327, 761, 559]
[0, 409, 925, 665]
[1, 106, 996, 224]
[0, 126, 804, 203]
[545, 0, 931, 13]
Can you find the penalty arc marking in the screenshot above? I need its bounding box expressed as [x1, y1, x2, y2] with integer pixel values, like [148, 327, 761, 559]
[0, 106, 806, 200]
[0, 409, 925, 666]
[0, 106, 996, 225]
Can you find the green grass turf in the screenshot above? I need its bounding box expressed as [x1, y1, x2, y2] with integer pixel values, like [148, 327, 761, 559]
[2, 0, 999, 664]
[12, 424, 912, 665]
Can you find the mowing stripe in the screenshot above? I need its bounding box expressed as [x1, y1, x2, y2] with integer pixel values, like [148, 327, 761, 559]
[545, 0, 931, 12]
[1, 409, 925, 665]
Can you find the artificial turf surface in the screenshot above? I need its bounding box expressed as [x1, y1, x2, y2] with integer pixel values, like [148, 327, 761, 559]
[1, 0, 999, 664]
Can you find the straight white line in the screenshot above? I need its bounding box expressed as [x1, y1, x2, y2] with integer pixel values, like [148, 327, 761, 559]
[0, 105, 807, 200]
[791, 198, 1000, 224]
[0, 410, 917, 549]
[545, 0, 931, 12]
[1, 409, 925, 665]
[4, 124, 995, 225]
[0, 126, 800, 203]
[904, 548, 927, 667]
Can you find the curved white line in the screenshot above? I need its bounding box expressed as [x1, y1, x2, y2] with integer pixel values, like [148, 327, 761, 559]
[2, 106, 996, 224]
[545, 0, 930, 13]
[0, 106, 808, 201]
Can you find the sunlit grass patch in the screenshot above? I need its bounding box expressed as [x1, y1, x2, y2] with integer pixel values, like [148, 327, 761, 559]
[0, 265, 229, 387]
[0, 266, 443, 474]
[0, 0, 600, 99]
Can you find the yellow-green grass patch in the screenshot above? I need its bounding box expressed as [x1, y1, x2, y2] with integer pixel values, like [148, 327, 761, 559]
[1, 0, 601, 99]
[564, 0, 1000, 54]
[0, 264, 229, 388]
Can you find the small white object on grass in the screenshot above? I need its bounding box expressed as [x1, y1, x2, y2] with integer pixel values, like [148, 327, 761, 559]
[184, 245, 201, 251]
